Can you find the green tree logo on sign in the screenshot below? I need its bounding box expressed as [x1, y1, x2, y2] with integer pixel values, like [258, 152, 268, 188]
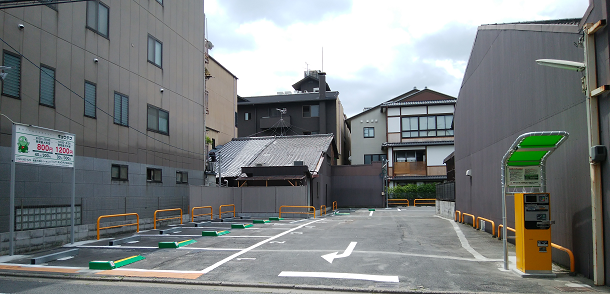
[17, 136, 29, 153]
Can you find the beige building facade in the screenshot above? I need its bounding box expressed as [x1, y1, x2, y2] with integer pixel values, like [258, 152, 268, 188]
[205, 56, 237, 149]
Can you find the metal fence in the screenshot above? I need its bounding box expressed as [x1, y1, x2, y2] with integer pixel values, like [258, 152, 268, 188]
[436, 182, 455, 201]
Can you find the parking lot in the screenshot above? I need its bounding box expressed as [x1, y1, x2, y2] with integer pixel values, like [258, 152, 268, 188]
[0, 207, 607, 293]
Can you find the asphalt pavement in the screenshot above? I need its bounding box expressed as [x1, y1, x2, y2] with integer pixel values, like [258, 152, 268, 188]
[0, 207, 608, 293]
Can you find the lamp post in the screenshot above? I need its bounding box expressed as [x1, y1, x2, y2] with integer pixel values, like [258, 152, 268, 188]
[535, 19, 607, 285]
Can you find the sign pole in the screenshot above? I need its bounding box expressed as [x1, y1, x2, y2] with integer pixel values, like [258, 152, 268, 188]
[9, 123, 16, 255]
[71, 165, 75, 244]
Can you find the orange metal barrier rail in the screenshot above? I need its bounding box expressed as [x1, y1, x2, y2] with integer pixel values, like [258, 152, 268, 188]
[332, 201, 337, 210]
[455, 210, 461, 222]
[462, 213, 475, 227]
[97, 213, 139, 240]
[191, 206, 213, 222]
[496, 225, 516, 240]
[219, 204, 235, 219]
[551, 243, 575, 274]
[495, 224, 575, 275]
[476, 217, 496, 237]
[279, 206, 316, 219]
[388, 199, 410, 206]
[413, 199, 436, 206]
[320, 205, 327, 216]
[154, 208, 183, 229]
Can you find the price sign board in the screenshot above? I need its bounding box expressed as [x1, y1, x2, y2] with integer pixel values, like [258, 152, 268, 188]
[13, 125, 75, 168]
[507, 166, 541, 187]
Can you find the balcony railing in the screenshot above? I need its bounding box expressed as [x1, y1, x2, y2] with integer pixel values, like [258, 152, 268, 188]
[393, 161, 426, 176]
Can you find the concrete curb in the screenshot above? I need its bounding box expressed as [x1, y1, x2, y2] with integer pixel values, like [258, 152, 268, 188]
[0, 270, 484, 294]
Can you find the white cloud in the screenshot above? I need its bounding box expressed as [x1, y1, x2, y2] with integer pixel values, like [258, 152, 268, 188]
[205, 0, 589, 117]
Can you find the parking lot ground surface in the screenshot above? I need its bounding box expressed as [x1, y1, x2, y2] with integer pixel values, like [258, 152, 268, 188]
[1, 207, 609, 293]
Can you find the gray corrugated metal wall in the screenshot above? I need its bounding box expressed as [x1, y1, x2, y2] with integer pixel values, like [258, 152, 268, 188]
[455, 25, 593, 276]
[331, 162, 384, 207]
[189, 186, 308, 215]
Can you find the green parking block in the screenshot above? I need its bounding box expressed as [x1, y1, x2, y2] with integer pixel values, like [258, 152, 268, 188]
[231, 223, 253, 229]
[89, 260, 115, 270]
[89, 255, 145, 270]
[202, 230, 231, 236]
[253, 219, 270, 224]
[269, 217, 284, 221]
[158, 239, 197, 248]
[369, 208, 376, 211]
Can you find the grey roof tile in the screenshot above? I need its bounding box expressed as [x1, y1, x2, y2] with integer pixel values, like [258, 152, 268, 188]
[216, 134, 334, 178]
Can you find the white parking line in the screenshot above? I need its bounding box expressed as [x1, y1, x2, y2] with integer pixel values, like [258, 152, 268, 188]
[369, 211, 374, 216]
[279, 271, 399, 283]
[201, 219, 320, 273]
[436, 215, 487, 261]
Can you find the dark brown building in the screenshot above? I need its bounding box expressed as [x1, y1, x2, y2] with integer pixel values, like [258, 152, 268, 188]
[237, 71, 350, 165]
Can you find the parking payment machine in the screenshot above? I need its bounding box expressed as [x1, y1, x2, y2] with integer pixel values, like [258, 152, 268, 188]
[514, 193, 552, 274]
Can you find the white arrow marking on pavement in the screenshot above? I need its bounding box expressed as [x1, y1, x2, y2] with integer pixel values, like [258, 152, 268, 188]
[369, 211, 374, 216]
[322, 242, 357, 263]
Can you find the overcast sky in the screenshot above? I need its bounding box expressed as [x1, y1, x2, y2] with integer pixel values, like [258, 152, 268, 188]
[204, 0, 589, 118]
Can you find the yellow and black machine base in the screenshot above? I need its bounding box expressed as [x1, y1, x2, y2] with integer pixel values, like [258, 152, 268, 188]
[514, 193, 555, 277]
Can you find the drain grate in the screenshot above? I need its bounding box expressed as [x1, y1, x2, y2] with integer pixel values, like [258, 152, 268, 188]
[555, 286, 596, 292]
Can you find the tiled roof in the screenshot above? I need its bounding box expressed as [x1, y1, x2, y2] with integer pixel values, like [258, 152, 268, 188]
[382, 140, 454, 147]
[216, 134, 334, 178]
[238, 91, 339, 105]
[382, 99, 456, 107]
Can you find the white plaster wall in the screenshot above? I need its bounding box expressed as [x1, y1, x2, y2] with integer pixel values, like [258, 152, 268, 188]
[427, 145, 455, 166]
[388, 117, 401, 133]
[401, 106, 426, 115]
[387, 107, 400, 116]
[428, 105, 455, 114]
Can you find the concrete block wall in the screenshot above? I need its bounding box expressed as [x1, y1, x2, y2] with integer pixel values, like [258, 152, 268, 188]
[436, 200, 455, 220]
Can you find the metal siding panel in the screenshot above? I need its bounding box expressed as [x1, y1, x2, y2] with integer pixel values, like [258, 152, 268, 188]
[455, 26, 592, 277]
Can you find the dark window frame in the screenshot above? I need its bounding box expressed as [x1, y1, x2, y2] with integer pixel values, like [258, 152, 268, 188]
[401, 114, 454, 138]
[147, 104, 169, 135]
[147, 34, 163, 68]
[2, 50, 21, 99]
[114, 92, 129, 126]
[111, 164, 128, 181]
[86, 0, 110, 38]
[39, 64, 56, 108]
[303, 105, 320, 118]
[176, 171, 188, 184]
[147, 168, 162, 183]
[363, 127, 375, 138]
[84, 80, 97, 118]
[364, 154, 387, 165]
